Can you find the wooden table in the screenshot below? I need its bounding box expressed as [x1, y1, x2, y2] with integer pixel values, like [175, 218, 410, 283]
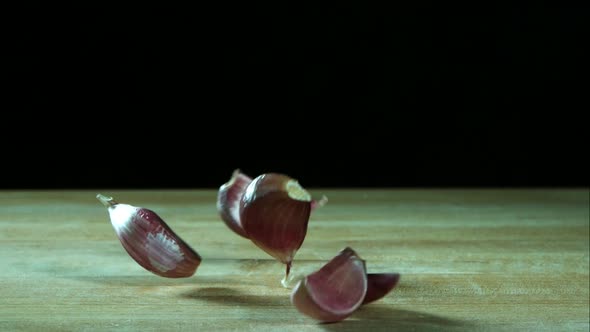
[1, 189, 588, 331]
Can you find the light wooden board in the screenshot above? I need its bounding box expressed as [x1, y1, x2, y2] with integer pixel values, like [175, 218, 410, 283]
[1, 189, 588, 331]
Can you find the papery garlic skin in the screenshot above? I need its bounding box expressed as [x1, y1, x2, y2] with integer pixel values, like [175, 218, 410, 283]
[240, 173, 312, 277]
[97, 194, 201, 278]
[217, 169, 252, 238]
[290, 247, 368, 323]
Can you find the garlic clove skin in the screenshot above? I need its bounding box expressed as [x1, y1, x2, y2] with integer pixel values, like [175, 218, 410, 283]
[290, 247, 368, 323]
[97, 194, 201, 278]
[240, 173, 312, 277]
[216, 169, 252, 238]
[363, 273, 401, 304]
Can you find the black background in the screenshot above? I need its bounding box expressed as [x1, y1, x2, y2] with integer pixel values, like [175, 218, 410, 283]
[3, 2, 587, 189]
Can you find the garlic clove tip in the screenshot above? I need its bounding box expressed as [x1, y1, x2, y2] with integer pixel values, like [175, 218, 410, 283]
[96, 193, 117, 207]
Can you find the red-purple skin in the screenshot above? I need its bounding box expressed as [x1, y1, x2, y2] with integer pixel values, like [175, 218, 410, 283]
[291, 247, 368, 323]
[116, 207, 202, 278]
[363, 273, 400, 304]
[240, 173, 312, 267]
[217, 170, 252, 239]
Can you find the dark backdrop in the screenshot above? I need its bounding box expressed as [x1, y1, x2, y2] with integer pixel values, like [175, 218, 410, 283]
[3, 2, 587, 189]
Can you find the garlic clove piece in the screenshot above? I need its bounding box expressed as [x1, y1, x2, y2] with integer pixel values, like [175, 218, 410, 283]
[363, 273, 400, 304]
[216, 169, 252, 238]
[240, 173, 312, 278]
[290, 247, 368, 323]
[97, 194, 201, 278]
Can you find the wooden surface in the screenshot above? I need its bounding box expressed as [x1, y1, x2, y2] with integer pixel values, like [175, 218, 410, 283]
[0, 189, 588, 331]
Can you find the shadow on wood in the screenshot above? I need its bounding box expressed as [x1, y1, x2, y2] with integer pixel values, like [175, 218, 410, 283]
[320, 305, 471, 332]
[64, 274, 253, 287]
[181, 286, 289, 307]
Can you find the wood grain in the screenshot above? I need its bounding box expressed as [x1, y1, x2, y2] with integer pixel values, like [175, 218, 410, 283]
[0, 189, 588, 331]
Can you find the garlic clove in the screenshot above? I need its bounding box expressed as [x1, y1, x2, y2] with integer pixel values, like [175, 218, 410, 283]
[97, 194, 201, 278]
[240, 173, 313, 278]
[290, 247, 368, 323]
[363, 273, 400, 304]
[216, 169, 252, 238]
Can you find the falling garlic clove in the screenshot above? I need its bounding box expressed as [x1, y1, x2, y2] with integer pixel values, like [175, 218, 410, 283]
[97, 194, 201, 278]
[217, 170, 326, 241]
[239, 173, 313, 279]
[290, 247, 368, 323]
[363, 273, 400, 304]
[216, 169, 252, 239]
